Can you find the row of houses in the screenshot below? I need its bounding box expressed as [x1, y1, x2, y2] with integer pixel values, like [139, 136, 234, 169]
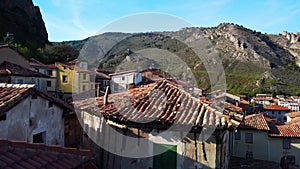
[0, 45, 97, 168]
[73, 79, 300, 169]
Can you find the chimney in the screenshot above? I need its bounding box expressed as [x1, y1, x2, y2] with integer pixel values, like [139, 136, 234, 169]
[104, 86, 109, 105]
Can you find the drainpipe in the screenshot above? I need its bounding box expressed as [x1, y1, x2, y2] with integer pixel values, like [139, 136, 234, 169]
[267, 138, 270, 161]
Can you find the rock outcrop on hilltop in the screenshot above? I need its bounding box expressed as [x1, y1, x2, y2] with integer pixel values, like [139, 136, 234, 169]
[0, 0, 48, 48]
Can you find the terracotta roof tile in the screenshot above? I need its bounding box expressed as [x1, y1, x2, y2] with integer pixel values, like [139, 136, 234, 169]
[74, 80, 233, 128]
[269, 124, 300, 137]
[285, 111, 300, 118]
[264, 105, 290, 111]
[0, 139, 96, 169]
[0, 61, 49, 77]
[241, 113, 270, 131]
[0, 83, 73, 113]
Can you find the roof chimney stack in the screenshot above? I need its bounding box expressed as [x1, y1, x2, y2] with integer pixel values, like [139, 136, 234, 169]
[104, 86, 109, 105]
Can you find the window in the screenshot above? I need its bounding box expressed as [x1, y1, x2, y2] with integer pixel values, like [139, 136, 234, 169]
[62, 75, 68, 83]
[48, 101, 53, 108]
[283, 138, 291, 149]
[90, 84, 94, 89]
[31, 93, 38, 99]
[245, 133, 253, 144]
[46, 81, 51, 87]
[83, 73, 86, 80]
[234, 130, 241, 140]
[272, 111, 275, 114]
[278, 111, 281, 115]
[82, 85, 86, 91]
[287, 155, 296, 165]
[16, 79, 24, 84]
[0, 113, 6, 121]
[47, 70, 53, 76]
[34, 68, 39, 72]
[122, 76, 125, 81]
[246, 151, 253, 159]
[33, 132, 46, 143]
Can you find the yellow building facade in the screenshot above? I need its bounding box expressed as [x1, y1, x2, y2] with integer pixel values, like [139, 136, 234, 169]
[56, 62, 91, 94]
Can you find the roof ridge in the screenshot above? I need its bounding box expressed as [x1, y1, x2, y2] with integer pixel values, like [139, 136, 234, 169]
[0, 83, 35, 88]
[0, 139, 91, 156]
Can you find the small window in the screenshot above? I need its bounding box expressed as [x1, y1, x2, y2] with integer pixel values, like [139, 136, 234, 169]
[46, 81, 51, 87]
[33, 132, 46, 143]
[82, 85, 86, 91]
[31, 93, 38, 99]
[272, 111, 274, 114]
[83, 74, 87, 80]
[90, 84, 94, 89]
[34, 68, 39, 72]
[0, 113, 6, 121]
[48, 101, 53, 108]
[122, 76, 125, 81]
[47, 70, 53, 76]
[283, 138, 291, 149]
[62, 75, 68, 83]
[278, 111, 281, 115]
[246, 151, 253, 159]
[235, 130, 241, 140]
[245, 133, 253, 144]
[16, 79, 24, 84]
[287, 155, 296, 165]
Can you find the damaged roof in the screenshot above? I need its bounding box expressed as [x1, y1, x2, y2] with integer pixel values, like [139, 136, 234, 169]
[74, 80, 237, 128]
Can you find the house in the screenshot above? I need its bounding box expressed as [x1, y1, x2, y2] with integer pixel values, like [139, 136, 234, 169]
[0, 61, 49, 91]
[92, 69, 111, 94]
[109, 70, 142, 93]
[252, 94, 274, 108]
[45, 63, 59, 97]
[0, 83, 69, 146]
[56, 59, 91, 98]
[285, 111, 300, 123]
[74, 80, 239, 169]
[0, 139, 97, 168]
[231, 113, 300, 168]
[29, 58, 47, 74]
[264, 105, 290, 122]
[0, 44, 30, 68]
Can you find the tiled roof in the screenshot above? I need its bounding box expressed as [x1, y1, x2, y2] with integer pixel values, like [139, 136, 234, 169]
[74, 80, 234, 128]
[0, 139, 96, 169]
[269, 124, 300, 137]
[264, 105, 290, 111]
[0, 83, 73, 113]
[29, 58, 47, 68]
[46, 64, 56, 69]
[285, 111, 300, 118]
[0, 61, 49, 77]
[241, 113, 270, 131]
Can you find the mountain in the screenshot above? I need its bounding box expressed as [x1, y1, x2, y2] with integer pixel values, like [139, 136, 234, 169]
[0, 0, 48, 49]
[64, 23, 300, 96]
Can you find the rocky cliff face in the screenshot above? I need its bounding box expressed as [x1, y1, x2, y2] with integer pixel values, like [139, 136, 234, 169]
[0, 0, 48, 48]
[65, 23, 300, 95]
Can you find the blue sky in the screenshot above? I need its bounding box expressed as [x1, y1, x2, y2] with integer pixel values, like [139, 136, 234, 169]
[33, 0, 300, 42]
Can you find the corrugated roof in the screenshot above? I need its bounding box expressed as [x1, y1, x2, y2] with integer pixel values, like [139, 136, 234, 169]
[0, 139, 96, 169]
[74, 80, 234, 128]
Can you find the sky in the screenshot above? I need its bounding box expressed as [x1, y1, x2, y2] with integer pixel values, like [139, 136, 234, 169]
[32, 0, 300, 42]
